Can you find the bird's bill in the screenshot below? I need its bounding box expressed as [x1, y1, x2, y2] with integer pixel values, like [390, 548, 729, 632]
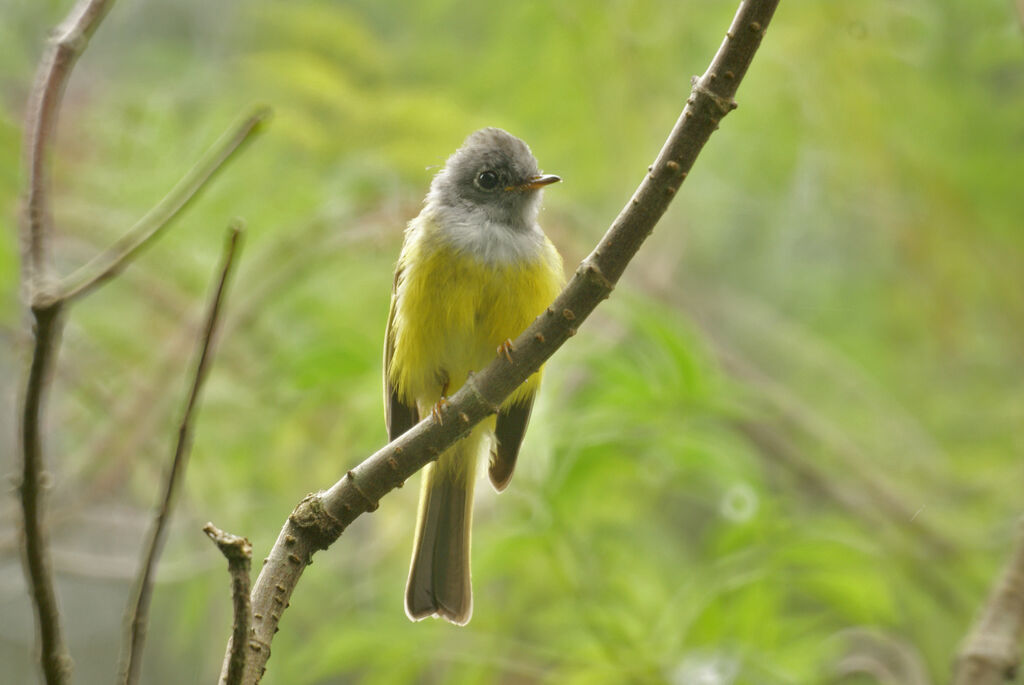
[508, 174, 561, 191]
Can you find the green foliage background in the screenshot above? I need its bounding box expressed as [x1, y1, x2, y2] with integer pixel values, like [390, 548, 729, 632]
[2, 1, 1023, 683]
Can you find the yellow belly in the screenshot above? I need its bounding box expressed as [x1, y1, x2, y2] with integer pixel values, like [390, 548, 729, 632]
[389, 221, 563, 411]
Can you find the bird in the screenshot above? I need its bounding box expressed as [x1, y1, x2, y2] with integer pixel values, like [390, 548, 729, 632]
[384, 128, 564, 625]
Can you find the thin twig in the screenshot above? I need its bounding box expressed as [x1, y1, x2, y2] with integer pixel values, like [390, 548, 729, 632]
[59, 108, 269, 303]
[22, 0, 114, 302]
[120, 224, 244, 685]
[223, 1, 781, 682]
[18, 1, 114, 683]
[953, 518, 1024, 685]
[203, 523, 253, 685]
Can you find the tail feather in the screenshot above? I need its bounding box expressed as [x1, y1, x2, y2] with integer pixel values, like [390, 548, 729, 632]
[405, 433, 480, 625]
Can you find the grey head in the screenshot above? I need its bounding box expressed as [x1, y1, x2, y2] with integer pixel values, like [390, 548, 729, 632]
[426, 128, 560, 232]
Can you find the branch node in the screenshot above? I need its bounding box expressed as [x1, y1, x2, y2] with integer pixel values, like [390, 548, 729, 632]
[346, 470, 378, 511]
[577, 258, 615, 296]
[691, 81, 736, 116]
[248, 638, 271, 654]
[288, 493, 344, 550]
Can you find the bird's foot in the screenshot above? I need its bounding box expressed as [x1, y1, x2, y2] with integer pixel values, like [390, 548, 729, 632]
[431, 396, 450, 425]
[497, 338, 514, 363]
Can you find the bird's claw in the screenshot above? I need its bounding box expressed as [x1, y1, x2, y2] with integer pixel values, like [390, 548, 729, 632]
[497, 339, 514, 363]
[431, 396, 450, 425]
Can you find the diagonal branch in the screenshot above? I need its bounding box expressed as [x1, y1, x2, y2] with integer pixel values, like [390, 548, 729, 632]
[203, 523, 253, 685]
[59, 107, 269, 304]
[222, 1, 781, 682]
[953, 518, 1024, 685]
[120, 224, 244, 685]
[18, 2, 114, 684]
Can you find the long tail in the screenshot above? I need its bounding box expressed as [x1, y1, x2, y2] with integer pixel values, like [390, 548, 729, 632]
[405, 429, 484, 625]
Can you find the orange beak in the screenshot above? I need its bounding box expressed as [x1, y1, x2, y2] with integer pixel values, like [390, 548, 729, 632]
[508, 174, 561, 191]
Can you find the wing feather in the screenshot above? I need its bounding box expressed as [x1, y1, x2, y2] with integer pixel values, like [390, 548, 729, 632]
[384, 266, 419, 441]
[489, 394, 535, 492]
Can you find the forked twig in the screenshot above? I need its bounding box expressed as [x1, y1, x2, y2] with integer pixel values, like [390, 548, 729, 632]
[17, 0, 267, 680]
[59, 108, 269, 303]
[18, 2, 114, 683]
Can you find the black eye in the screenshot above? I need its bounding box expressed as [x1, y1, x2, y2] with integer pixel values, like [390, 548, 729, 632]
[476, 170, 499, 190]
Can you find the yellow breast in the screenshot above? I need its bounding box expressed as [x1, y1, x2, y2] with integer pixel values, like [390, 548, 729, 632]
[389, 216, 563, 410]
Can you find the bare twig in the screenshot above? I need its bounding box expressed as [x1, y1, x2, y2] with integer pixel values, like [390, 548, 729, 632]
[18, 301, 68, 685]
[18, 2, 114, 683]
[59, 107, 269, 303]
[953, 518, 1024, 685]
[23, 0, 114, 301]
[204, 523, 253, 685]
[223, 1, 781, 681]
[120, 224, 244, 685]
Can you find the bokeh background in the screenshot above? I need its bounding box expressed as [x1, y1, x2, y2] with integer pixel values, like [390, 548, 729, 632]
[2, 1, 1023, 683]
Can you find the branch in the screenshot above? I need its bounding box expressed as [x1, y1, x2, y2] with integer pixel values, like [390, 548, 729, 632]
[18, 302, 69, 685]
[204, 523, 253, 685]
[22, 0, 114, 301]
[18, 2, 114, 683]
[59, 107, 269, 304]
[953, 518, 1024, 685]
[223, 1, 781, 682]
[120, 224, 244, 685]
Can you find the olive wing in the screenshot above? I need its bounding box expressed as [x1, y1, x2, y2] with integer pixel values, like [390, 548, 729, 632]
[384, 266, 419, 441]
[489, 394, 536, 492]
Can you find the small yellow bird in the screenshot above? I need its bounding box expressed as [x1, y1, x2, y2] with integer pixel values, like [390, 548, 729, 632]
[384, 128, 564, 625]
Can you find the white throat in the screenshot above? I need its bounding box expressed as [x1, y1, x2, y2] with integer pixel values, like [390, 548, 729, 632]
[425, 203, 546, 264]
